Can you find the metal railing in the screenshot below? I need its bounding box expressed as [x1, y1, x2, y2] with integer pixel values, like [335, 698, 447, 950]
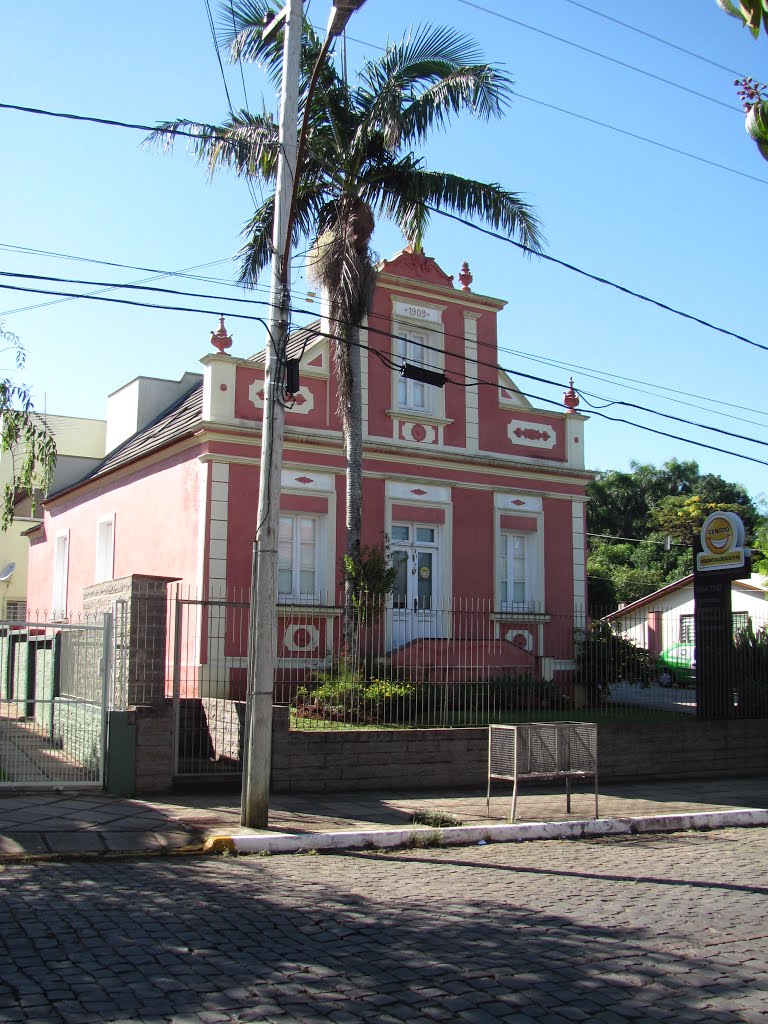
[163, 587, 768, 774]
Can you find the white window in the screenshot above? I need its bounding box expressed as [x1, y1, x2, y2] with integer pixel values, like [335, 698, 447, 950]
[278, 515, 319, 599]
[396, 329, 430, 412]
[52, 532, 69, 619]
[497, 530, 542, 612]
[95, 516, 114, 583]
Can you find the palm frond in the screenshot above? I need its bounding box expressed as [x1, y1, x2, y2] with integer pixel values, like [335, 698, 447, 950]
[146, 111, 280, 181]
[398, 65, 512, 143]
[235, 184, 332, 287]
[218, 0, 331, 97]
[356, 24, 512, 149]
[371, 165, 544, 253]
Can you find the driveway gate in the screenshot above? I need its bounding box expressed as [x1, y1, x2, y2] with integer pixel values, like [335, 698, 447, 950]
[0, 615, 113, 788]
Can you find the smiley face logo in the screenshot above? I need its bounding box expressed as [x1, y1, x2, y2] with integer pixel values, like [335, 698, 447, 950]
[704, 515, 735, 554]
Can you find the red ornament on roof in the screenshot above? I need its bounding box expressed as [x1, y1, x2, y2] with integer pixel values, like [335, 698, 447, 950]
[211, 315, 233, 355]
[458, 261, 473, 291]
[563, 377, 580, 413]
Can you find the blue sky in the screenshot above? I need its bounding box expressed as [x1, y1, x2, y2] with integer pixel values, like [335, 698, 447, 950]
[1, 1, 767, 499]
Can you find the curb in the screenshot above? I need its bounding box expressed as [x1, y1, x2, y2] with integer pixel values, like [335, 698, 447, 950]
[204, 808, 768, 857]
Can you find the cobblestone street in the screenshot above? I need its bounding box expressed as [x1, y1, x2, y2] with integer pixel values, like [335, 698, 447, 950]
[1, 828, 767, 1023]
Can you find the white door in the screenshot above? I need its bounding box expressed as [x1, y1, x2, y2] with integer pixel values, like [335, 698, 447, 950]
[390, 523, 440, 649]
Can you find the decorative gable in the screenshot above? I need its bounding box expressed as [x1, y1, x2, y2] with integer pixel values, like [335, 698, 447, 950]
[378, 248, 455, 288]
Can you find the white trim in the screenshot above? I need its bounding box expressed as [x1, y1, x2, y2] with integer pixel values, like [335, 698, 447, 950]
[572, 499, 586, 616]
[493, 497, 544, 613]
[52, 530, 70, 620]
[464, 312, 480, 451]
[278, 513, 324, 601]
[94, 514, 115, 584]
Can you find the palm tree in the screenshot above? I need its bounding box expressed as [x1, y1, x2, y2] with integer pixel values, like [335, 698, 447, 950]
[148, 0, 543, 641]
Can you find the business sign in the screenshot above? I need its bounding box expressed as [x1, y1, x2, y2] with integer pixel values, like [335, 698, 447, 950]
[696, 511, 746, 571]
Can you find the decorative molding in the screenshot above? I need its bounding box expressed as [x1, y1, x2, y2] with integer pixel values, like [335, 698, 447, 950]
[494, 492, 543, 513]
[286, 387, 314, 414]
[283, 623, 320, 653]
[399, 421, 438, 444]
[507, 420, 558, 450]
[386, 481, 451, 503]
[504, 629, 533, 651]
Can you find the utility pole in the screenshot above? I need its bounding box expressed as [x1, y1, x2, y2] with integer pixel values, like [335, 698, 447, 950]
[240, 0, 369, 829]
[241, 0, 303, 829]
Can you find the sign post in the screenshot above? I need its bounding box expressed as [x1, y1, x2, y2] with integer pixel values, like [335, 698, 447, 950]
[693, 511, 751, 719]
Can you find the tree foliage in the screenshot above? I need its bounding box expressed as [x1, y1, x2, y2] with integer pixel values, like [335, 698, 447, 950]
[718, 0, 768, 160]
[0, 325, 57, 530]
[586, 459, 762, 611]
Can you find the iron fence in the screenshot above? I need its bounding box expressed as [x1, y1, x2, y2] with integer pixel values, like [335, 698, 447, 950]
[164, 586, 768, 775]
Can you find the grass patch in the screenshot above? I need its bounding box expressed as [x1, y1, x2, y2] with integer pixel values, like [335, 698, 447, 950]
[412, 809, 465, 828]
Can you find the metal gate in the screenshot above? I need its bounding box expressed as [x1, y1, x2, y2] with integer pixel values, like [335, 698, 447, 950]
[171, 594, 248, 778]
[0, 615, 112, 788]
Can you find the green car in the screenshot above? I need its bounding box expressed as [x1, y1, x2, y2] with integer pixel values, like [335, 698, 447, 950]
[657, 643, 696, 685]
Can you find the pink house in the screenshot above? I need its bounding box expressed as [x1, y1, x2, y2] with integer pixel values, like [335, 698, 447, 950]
[26, 249, 591, 696]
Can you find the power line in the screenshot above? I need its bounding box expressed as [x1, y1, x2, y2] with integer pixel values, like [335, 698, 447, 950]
[513, 92, 768, 188]
[5, 256, 768, 455]
[0, 101, 256, 141]
[0, 243, 316, 318]
[454, 0, 742, 113]
[558, 0, 745, 77]
[427, 206, 768, 355]
[2, 274, 768, 469]
[497, 344, 768, 430]
[3, 267, 768, 454]
[336, 22, 762, 186]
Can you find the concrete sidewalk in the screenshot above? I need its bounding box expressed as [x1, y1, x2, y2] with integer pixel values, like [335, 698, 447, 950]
[1, 775, 768, 860]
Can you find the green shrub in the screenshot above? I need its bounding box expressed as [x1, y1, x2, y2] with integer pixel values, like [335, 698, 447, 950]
[574, 622, 653, 703]
[292, 660, 420, 724]
[733, 622, 768, 718]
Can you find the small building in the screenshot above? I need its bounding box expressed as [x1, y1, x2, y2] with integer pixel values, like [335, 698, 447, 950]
[25, 249, 593, 694]
[605, 573, 768, 657]
[1, 413, 106, 620]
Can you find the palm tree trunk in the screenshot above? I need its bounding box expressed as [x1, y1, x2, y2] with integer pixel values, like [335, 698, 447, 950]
[343, 329, 363, 656]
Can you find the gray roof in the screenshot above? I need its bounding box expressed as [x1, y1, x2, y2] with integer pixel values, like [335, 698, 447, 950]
[49, 320, 324, 501]
[249, 320, 323, 363]
[48, 382, 203, 498]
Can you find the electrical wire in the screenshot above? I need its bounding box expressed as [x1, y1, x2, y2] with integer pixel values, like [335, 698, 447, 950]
[2, 266, 767, 453]
[0, 101, 262, 142]
[427, 206, 768, 355]
[1, 275, 767, 469]
[513, 92, 768, 188]
[557, 0, 745, 77]
[2, 237, 765, 434]
[454, 0, 742, 113]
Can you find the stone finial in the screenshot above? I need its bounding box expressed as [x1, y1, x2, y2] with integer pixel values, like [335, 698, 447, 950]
[210, 315, 233, 355]
[458, 261, 473, 291]
[563, 377, 580, 413]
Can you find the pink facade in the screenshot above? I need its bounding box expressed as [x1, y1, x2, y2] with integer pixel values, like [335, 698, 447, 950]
[26, 249, 591, 693]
